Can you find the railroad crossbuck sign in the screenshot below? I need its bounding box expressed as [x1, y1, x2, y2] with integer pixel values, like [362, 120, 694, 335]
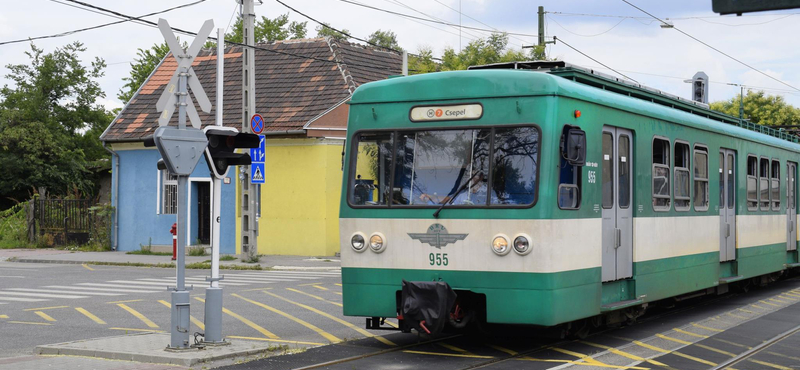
[155, 18, 214, 128]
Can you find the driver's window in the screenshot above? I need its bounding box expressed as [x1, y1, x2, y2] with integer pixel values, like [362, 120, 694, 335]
[350, 132, 393, 206]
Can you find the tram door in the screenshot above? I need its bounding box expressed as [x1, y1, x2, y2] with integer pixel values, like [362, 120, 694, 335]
[719, 149, 736, 261]
[787, 162, 797, 251]
[601, 127, 633, 282]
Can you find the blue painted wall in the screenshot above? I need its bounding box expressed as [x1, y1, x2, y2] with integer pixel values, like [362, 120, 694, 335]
[112, 148, 237, 253]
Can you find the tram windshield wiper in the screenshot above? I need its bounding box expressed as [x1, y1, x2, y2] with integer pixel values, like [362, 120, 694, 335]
[433, 171, 482, 219]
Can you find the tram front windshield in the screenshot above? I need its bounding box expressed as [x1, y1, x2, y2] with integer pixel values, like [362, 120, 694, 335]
[350, 126, 539, 207]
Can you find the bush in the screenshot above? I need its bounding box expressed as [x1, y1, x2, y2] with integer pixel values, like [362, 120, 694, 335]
[188, 245, 207, 256]
[0, 201, 32, 249]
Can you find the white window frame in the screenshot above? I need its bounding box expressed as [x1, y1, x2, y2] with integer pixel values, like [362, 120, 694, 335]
[692, 145, 709, 212]
[161, 170, 178, 215]
[674, 140, 691, 212]
[652, 136, 671, 212]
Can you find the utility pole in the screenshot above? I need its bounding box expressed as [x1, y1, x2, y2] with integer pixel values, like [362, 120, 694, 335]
[240, 0, 259, 262]
[538, 6, 545, 48]
[739, 85, 745, 121]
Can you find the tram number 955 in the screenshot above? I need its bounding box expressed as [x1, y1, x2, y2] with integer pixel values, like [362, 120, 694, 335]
[429, 253, 449, 266]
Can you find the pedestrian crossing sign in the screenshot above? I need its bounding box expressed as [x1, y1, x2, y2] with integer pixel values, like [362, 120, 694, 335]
[251, 162, 265, 184]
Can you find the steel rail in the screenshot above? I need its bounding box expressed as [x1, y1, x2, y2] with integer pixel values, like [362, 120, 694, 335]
[710, 322, 800, 370]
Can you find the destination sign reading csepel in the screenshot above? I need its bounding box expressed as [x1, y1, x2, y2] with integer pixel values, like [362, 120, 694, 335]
[410, 104, 483, 122]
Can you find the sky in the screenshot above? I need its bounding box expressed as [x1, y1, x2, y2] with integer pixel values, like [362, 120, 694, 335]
[2, 0, 800, 112]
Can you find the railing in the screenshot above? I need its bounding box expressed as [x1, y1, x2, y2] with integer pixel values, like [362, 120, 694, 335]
[34, 199, 94, 245]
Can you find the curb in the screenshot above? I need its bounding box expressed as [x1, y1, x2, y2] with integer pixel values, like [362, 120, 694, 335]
[10, 258, 341, 272]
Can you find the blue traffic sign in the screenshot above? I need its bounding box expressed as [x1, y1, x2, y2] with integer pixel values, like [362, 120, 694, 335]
[250, 114, 264, 135]
[249, 135, 265, 164]
[251, 162, 265, 184]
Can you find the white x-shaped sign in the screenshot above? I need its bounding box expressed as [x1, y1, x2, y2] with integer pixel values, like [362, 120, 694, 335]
[156, 18, 214, 128]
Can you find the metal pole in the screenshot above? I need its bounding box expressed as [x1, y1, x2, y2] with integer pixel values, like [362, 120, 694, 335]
[402, 51, 408, 76]
[170, 54, 191, 350]
[740, 85, 745, 121]
[538, 6, 545, 48]
[204, 27, 225, 345]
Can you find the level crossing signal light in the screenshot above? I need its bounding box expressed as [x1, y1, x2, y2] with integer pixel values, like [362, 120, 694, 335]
[203, 127, 260, 179]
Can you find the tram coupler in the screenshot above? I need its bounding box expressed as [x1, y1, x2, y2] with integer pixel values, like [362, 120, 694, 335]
[400, 280, 457, 335]
[365, 316, 401, 331]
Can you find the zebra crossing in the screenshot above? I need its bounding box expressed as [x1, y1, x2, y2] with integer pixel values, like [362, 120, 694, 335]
[0, 267, 340, 304]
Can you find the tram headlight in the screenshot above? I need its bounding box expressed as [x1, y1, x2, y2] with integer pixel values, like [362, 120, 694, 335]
[513, 234, 532, 255]
[369, 232, 387, 253]
[351, 233, 366, 252]
[491, 235, 510, 255]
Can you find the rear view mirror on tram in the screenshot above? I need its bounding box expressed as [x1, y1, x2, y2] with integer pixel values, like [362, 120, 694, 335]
[561, 125, 586, 166]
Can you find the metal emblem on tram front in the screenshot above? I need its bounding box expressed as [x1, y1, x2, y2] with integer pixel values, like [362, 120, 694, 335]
[408, 223, 468, 249]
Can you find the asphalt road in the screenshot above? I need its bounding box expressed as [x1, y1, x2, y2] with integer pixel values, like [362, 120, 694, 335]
[0, 260, 368, 360]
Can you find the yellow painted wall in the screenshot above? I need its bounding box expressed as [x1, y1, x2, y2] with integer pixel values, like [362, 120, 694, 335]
[236, 138, 344, 256]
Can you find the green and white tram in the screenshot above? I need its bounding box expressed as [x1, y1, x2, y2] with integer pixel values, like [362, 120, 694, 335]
[339, 61, 800, 334]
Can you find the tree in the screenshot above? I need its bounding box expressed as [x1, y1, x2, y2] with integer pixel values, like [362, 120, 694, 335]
[441, 33, 530, 71]
[0, 42, 113, 208]
[224, 13, 307, 44]
[709, 90, 800, 126]
[408, 46, 439, 74]
[118, 42, 170, 104]
[368, 29, 401, 51]
[316, 23, 350, 39]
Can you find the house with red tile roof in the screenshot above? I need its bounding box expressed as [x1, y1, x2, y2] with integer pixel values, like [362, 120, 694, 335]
[100, 38, 402, 255]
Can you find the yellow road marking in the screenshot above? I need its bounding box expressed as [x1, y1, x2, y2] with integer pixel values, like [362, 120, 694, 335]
[0, 315, 8, 319]
[770, 298, 790, 304]
[691, 323, 723, 332]
[656, 333, 692, 345]
[240, 287, 273, 292]
[261, 291, 395, 346]
[549, 347, 610, 367]
[194, 297, 278, 339]
[286, 288, 342, 307]
[783, 292, 800, 298]
[311, 285, 328, 291]
[158, 300, 204, 330]
[673, 328, 709, 338]
[109, 327, 164, 333]
[727, 312, 748, 320]
[226, 336, 323, 346]
[384, 319, 398, 328]
[8, 321, 51, 326]
[487, 344, 517, 355]
[694, 344, 735, 357]
[34, 311, 56, 322]
[760, 300, 781, 307]
[298, 282, 324, 287]
[633, 340, 716, 367]
[233, 293, 340, 343]
[107, 299, 143, 304]
[334, 283, 342, 286]
[751, 304, 767, 310]
[81, 264, 94, 271]
[403, 350, 493, 359]
[738, 308, 754, 314]
[749, 359, 793, 370]
[580, 340, 669, 367]
[520, 357, 650, 369]
[713, 338, 750, 349]
[75, 307, 106, 325]
[117, 304, 158, 328]
[766, 351, 800, 362]
[332, 292, 342, 295]
[23, 306, 68, 311]
[437, 343, 476, 356]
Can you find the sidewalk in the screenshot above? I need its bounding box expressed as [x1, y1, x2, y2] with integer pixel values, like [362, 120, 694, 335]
[0, 248, 340, 271]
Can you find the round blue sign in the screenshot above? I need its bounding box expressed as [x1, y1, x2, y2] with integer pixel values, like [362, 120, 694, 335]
[250, 114, 264, 134]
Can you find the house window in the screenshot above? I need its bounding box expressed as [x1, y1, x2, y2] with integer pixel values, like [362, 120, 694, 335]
[652, 137, 670, 211]
[693, 146, 709, 211]
[674, 141, 690, 211]
[747, 156, 758, 210]
[760, 157, 770, 210]
[162, 170, 177, 215]
[772, 159, 780, 210]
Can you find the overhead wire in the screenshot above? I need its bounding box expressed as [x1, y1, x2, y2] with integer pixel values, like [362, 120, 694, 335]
[554, 36, 639, 83]
[431, 0, 533, 46]
[56, 0, 405, 73]
[385, 0, 503, 46]
[621, 0, 800, 92]
[547, 14, 628, 37]
[0, 0, 207, 46]
[273, 0, 442, 61]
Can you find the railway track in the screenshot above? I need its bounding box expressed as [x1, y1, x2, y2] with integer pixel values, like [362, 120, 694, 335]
[710, 322, 800, 370]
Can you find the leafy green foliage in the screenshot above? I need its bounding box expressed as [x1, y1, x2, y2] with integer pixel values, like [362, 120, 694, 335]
[223, 13, 308, 45]
[709, 90, 800, 126]
[118, 42, 170, 104]
[367, 29, 401, 51]
[409, 33, 535, 74]
[0, 201, 30, 249]
[315, 23, 350, 39]
[0, 42, 113, 209]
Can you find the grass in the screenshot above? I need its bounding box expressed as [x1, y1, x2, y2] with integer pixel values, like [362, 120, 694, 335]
[188, 245, 207, 256]
[220, 255, 237, 261]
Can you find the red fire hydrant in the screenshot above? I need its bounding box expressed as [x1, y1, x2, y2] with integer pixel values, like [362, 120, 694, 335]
[170, 223, 177, 261]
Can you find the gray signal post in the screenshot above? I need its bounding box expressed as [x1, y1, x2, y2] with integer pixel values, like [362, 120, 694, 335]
[153, 18, 215, 350]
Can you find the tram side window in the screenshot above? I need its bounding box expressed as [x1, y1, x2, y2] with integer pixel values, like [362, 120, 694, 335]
[652, 138, 671, 211]
[771, 160, 781, 210]
[760, 157, 770, 210]
[558, 126, 582, 209]
[674, 142, 690, 211]
[492, 127, 539, 205]
[693, 146, 709, 211]
[746, 156, 758, 210]
[350, 132, 393, 206]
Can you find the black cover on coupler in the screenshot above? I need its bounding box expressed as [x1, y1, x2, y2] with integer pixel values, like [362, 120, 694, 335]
[401, 280, 457, 334]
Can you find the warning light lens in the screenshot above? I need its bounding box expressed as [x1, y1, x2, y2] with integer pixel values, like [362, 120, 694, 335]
[574, 110, 582, 118]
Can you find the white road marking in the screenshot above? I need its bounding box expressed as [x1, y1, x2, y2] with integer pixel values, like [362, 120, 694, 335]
[0, 291, 88, 299]
[0, 296, 47, 302]
[76, 283, 169, 291]
[5, 288, 124, 296]
[46, 285, 161, 294]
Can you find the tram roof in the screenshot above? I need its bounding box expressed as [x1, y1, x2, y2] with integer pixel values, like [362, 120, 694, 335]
[350, 61, 800, 149]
